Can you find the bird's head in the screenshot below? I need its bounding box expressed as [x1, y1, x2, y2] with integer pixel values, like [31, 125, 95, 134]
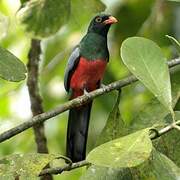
[87, 14, 118, 37]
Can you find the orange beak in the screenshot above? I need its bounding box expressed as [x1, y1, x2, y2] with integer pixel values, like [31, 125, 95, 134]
[103, 16, 118, 25]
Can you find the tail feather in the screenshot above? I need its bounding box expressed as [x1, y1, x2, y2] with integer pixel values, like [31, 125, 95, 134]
[66, 101, 92, 162]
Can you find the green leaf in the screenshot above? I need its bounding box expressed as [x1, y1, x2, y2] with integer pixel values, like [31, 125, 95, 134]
[154, 111, 180, 166]
[127, 69, 180, 166]
[0, 153, 57, 178]
[17, 0, 70, 38]
[96, 90, 127, 146]
[81, 165, 132, 180]
[83, 149, 180, 180]
[166, 35, 180, 55]
[87, 128, 152, 168]
[0, 47, 26, 82]
[128, 68, 180, 133]
[132, 149, 180, 180]
[121, 37, 173, 114]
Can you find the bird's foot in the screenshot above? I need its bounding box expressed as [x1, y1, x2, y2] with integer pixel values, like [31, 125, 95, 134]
[83, 88, 91, 98]
[100, 83, 106, 88]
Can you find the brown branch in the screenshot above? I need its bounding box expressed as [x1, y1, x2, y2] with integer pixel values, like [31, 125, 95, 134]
[27, 39, 52, 180]
[39, 160, 90, 176]
[38, 119, 180, 176]
[27, 39, 48, 153]
[0, 58, 179, 143]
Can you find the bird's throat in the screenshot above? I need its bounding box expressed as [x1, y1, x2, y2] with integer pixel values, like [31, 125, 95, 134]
[80, 33, 109, 61]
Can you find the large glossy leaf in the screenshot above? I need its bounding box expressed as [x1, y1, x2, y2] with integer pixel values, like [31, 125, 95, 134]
[83, 149, 180, 180]
[0, 153, 57, 178]
[131, 149, 180, 180]
[0, 46, 26, 82]
[121, 37, 173, 114]
[17, 0, 70, 38]
[87, 128, 152, 168]
[81, 165, 132, 180]
[96, 90, 127, 146]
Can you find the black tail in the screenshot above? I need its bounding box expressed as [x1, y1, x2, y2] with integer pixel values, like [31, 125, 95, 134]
[66, 101, 92, 162]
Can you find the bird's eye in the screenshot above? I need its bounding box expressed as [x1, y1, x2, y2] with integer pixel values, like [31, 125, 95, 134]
[95, 17, 102, 23]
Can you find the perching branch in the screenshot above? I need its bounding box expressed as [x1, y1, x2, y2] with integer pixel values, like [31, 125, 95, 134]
[38, 119, 180, 176]
[0, 58, 179, 143]
[39, 160, 90, 176]
[27, 39, 52, 180]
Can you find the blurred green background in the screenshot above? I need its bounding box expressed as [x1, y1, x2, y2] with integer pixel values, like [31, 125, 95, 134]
[0, 0, 179, 179]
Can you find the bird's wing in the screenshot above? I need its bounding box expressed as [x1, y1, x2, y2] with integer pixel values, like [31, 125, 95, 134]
[64, 46, 80, 92]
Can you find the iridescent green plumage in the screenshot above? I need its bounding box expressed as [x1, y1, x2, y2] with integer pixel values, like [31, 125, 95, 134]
[80, 32, 109, 60]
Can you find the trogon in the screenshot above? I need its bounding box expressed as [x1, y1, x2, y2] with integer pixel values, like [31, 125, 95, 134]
[64, 14, 117, 162]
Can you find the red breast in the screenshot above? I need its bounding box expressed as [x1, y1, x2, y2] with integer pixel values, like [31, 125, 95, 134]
[70, 57, 107, 99]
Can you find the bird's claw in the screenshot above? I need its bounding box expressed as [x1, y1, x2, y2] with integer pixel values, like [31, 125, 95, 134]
[100, 83, 106, 88]
[84, 89, 91, 98]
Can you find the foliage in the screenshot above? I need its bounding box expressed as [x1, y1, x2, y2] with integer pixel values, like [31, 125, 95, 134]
[82, 150, 180, 180]
[95, 90, 125, 146]
[17, 0, 71, 38]
[0, 153, 57, 179]
[121, 37, 173, 114]
[87, 128, 152, 168]
[154, 111, 180, 166]
[0, 46, 26, 82]
[17, 0, 105, 38]
[0, 0, 179, 179]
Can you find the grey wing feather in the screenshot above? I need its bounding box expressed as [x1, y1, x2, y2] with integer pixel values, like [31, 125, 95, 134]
[64, 46, 80, 92]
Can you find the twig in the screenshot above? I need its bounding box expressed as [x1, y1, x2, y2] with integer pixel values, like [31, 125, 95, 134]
[39, 160, 90, 176]
[27, 39, 52, 180]
[0, 58, 179, 143]
[38, 119, 180, 176]
[150, 120, 180, 139]
[173, 124, 180, 131]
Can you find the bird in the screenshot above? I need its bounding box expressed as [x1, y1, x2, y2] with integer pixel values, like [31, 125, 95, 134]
[64, 14, 118, 162]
